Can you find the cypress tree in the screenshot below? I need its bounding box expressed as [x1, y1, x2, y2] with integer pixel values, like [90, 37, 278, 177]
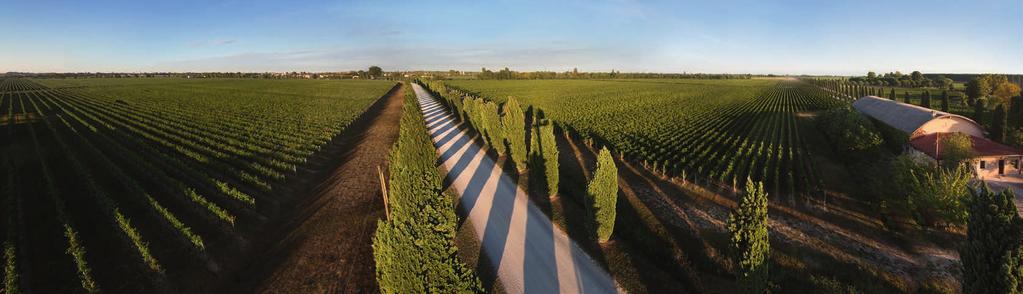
[975, 99, 987, 124]
[941, 90, 950, 112]
[904, 91, 911, 104]
[587, 147, 618, 242]
[534, 119, 559, 196]
[890, 88, 897, 100]
[921, 90, 932, 108]
[502, 97, 528, 170]
[993, 104, 1008, 142]
[961, 185, 1023, 293]
[481, 101, 505, 154]
[728, 180, 770, 293]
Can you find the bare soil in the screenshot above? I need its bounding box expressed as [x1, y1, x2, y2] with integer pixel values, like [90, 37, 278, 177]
[218, 83, 405, 293]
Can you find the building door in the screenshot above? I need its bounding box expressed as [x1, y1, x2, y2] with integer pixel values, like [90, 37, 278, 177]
[999, 159, 1005, 175]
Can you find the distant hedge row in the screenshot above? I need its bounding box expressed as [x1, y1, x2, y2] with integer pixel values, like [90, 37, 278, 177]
[372, 83, 481, 293]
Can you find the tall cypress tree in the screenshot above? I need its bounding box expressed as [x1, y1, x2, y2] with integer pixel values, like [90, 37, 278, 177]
[993, 104, 1008, 142]
[728, 180, 770, 293]
[904, 91, 912, 104]
[587, 147, 618, 242]
[890, 88, 897, 100]
[921, 90, 932, 108]
[975, 99, 987, 124]
[502, 97, 528, 170]
[961, 185, 1023, 293]
[941, 90, 950, 112]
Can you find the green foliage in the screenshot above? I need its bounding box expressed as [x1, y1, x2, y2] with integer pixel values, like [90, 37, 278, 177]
[966, 78, 991, 103]
[974, 98, 987, 123]
[941, 90, 950, 112]
[502, 97, 528, 169]
[538, 120, 560, 196]
[818, 107, 883, 154]
[921, 90, 932, 108]
[992, 103, 1008, 143]
[940, 132, 975, 168]
[587, 147, 619, 242]
[905, 164, 972, 225]
[961, 185, 1023, 294]
[480, 101, 505, 153]
[728, 180, 770, 293]
[373, 83, 481, 293]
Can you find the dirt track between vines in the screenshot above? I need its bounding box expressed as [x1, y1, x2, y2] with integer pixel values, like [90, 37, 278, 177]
[223, 83, 404, 293]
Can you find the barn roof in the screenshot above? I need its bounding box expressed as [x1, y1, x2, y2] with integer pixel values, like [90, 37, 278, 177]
[909, 133, 1022, 160]
[851, 96, 976, 135]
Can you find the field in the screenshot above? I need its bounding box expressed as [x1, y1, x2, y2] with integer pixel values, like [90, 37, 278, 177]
[0, 78, 395, 292]
[446, 79, 845, 196]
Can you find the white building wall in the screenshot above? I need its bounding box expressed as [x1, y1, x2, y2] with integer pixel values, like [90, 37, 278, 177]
[914, 117, 985, 138]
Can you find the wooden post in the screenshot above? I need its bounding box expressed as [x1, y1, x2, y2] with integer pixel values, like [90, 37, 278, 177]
[377, 165, 390, 220]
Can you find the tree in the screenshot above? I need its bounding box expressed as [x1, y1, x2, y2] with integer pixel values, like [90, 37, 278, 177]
[993, 103, 1008, 143]
[587, 147, 618, 242]
[374, 85, 482, 293]
[818, 108, 883, 153]
[974, 98, 987, 125]
[1012, 96, 1023, 128]
[903, 91, 911, 104]
[941, 90, 950, 112]
[905, 165, 972, 225]
[961, 185, 1023, 293]
[502, 97, 527, 169]
[940, 132, 975, 168]
[911, 71, 924, 81]
[966, 78, 992, 105]
[532, 119, 559, 197]
[480, 101, 505, 153]
[368, 66, 383, 79]
[921, 90, 932, 108]
[993, 82, 1022, 106]
[867, 71, 877, 80]
[890, 88, 897, 101]
[728, 180, 770, 293]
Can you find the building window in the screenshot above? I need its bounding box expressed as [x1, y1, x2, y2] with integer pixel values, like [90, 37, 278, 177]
[980, 161, 986, 169]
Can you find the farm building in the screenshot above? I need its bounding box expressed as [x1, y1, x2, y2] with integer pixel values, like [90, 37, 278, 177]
[852, 95, 1023, 178]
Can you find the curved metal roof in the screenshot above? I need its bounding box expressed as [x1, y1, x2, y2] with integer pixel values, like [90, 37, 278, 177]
[851, 95, 978, 135]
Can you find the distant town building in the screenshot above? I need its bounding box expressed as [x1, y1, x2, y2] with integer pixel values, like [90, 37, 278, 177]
[853, 95, 1022, 177]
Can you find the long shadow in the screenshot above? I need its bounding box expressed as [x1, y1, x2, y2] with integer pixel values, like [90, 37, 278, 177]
[219, 83, 403, 293]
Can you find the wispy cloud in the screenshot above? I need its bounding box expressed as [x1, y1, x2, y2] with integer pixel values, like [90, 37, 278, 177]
[187, 39, 237, 48]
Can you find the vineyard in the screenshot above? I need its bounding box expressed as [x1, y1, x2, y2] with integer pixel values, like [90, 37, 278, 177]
[0, 77, 395, 292]
[445, 79, 846, 195]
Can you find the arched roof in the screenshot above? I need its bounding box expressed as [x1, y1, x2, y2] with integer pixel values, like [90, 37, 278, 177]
[851, 95, 980, 136]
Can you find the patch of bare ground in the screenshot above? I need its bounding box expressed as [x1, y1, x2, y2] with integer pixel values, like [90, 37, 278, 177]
[215, 83, 405, 293]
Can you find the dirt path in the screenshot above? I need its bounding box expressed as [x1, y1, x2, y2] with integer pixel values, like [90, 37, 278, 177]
[225, 83, 404, 293]
[416, 84, 621, 294]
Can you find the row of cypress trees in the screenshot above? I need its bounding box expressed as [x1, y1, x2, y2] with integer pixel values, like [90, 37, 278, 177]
[371, 83, 481, 293]
[417, 80, 621, 243]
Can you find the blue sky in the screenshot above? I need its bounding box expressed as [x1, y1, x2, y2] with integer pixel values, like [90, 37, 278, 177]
[1, 0, 1020, 74]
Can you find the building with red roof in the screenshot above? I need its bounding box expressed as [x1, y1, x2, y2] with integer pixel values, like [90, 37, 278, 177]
[853, 96, 1023, 177]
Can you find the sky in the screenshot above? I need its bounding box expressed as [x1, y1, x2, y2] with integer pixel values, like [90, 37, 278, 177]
[1, 0, 1020, 75]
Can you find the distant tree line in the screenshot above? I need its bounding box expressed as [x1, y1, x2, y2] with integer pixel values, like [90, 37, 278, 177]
[19, 66, 400, 80]
[472, 67, 753, 80]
